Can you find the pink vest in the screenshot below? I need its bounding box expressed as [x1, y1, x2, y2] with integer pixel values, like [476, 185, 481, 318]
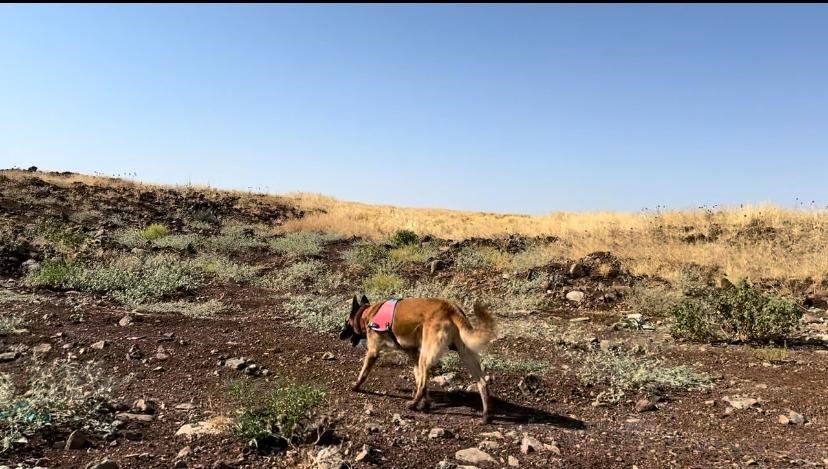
[368, 299, 397, 332]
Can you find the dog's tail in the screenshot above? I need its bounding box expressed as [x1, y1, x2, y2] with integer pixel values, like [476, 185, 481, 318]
[452, 302, 496, 353]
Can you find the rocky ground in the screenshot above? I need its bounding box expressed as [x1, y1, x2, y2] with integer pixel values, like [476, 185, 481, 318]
[1, 170, 828, 469]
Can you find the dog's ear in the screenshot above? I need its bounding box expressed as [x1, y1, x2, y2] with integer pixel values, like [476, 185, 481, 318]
[360, 295, 370, 305]
[351, 296, 360, 316]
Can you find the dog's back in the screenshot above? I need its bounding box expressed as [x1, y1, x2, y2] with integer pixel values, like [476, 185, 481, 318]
[388, 298, 495, 352]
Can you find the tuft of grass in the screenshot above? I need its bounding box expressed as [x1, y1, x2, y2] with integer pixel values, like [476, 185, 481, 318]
[388, 229, 418, 247]
[455, 246, 509, 272]
[136, 299, 229, 318]
[509, 243, 558, 272]
[153, 234, 201, 250]
[363, 272, 406, 299]
[193, 254, 257, 283]
[284, 295, 345, 334]
[389, 243, 439, 264]
[0, 360, 115, 452]
[228, 378, 325, 443]
[140, 223, 169, 241]
[753, 346, 790, 363]
[669, 280, 801, 343]
[628, 284, 683, 318]
[439, 353, 549, 374]
[342, 241, 388, 271]
[26, 255, 203, 306]
[577, 350, 715, 404]
[270, 232, 338, 258]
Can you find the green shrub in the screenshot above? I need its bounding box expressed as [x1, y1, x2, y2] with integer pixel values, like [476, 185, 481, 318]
[455, 246, 507, 272]
[270, 232, 338, 258]
[342, 241, 388, 270]
[194, 254, 257, 283]
[389, 229, 418, 247]
[577, 350, 714, 404]
[38, 221, 87, 253]
[0, 360, 115, 452]
[140, 223, 169, 241]
[363, 272, 406, 298]
[27, 255, 203, 306]
[228, 378, 325, 443]
[388, 243, 439, 264]
[284, 295, 344, 333]
[669, 280, 800, 342]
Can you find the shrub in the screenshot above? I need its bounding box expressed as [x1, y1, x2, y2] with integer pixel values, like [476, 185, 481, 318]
[270, 232, 338, 258]
[284, 295, 345, 333]
[669, 280, 800, 342]
[153, 234, 201, 250]
[38, 221, 87, 254]
[342, 241, 388, 270]
[140, 223, 169, 241]
[228, 378, 325, 444]
[0, 360, 115, 452]
[363, 272, 406, 298]
[389, 229, 418, 247]
[27, 255, 203, 306]
[136, 299, 229, 318]
[577, 350, 714, 404]
[194, 254, 257, 283]
[628, 284, 683, 318]
[388, 243, 439, 264]
[455, 246, 508, 272]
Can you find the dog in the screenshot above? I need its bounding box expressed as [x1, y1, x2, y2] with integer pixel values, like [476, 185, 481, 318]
[339, 295, 496, 423]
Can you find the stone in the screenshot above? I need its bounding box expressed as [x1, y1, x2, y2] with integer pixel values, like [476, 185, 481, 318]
[65, 430, 90, 449]
[321, 352, 335, 360]
[132, 398, 157, 414]
[431, 372, 456, 387]
[428, 427, 448, 439]
[313, 446, 347, 469]
[435, 461, 457, 469]
[91, 340, 108, 350]
[478, 440, 500, 450]
[429, 260, 444, 274]
[31, 343, 52, 355]
[565, 291, 585, 303]
[119, 315, 133, 327]
[0, 352, 19, 362]
[722, 396, 759, 410]
[224, 358, 247, 370]
[392, 413, 406, 426]
[521, 433, 543, 454]
[114, 413, 154, 423]
[175, 403, 195, 411]
[355, 445, 374, 462]
[455, 447, 496, 465]
[175, 416, 232, 437]
[85, 460, 119, 469]
[176, 446, 192, 459]
[635, 398, 657, 413]
[508, 456, 520, 467]
[568, 262, 587, 278]
[22, 259, 41, 272]
[788, 411, 805, 425]
[480, 431, 503, 439]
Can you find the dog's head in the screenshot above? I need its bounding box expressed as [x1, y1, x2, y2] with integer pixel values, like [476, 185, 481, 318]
[339, 294, 370, 346]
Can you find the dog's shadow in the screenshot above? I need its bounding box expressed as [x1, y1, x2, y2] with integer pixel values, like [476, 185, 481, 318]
[358, 388, 585, 429]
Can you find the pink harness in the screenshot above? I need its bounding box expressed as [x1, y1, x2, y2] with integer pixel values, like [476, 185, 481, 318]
[368, 299, 397, 332]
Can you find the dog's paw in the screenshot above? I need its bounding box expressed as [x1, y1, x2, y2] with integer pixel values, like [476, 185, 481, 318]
[405, 399, 419, 410]
[420, 400, 431, 412]
[480, 413, 492, 425]
[350, 383, 362, 392]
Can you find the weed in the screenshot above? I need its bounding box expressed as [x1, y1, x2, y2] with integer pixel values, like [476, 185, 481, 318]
[270, 232, 337, 258]
[140, 223, 169, 241]
[628, 284, 683, 318]
[389, 229, 418, 247]
[342, 242, 388, 270]
[228, 378, 325, 443]
[194, 254, 257, 283]
[389, 243, 439, 264]
[455, 246, 508, 272]
[285, 295, 345, 334]
[363, 272, 406, 299]
[136, 299, 229, 318]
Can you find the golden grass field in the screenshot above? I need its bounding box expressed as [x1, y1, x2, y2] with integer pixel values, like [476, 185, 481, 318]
[6, 170, 828, 284]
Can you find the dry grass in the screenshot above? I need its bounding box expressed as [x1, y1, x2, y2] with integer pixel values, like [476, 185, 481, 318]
[8, 170, 828, 283]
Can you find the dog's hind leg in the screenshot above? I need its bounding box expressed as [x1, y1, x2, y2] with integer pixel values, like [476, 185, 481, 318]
[457, 343, 492, 424]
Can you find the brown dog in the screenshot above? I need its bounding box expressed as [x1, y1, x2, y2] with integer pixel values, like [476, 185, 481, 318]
[339, 295, 496, 423]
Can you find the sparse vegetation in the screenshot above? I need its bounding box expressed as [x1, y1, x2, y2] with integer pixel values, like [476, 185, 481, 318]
[194, 254, 258, 283]
[363, 271, 406, 298]
[669, 280, 801, 342]
[136, 299, 229, 317]
[140, 223, 169, 241]
[577, 350, 715, 404]
[628, 284, 683, 318]
[285, 295, 345, 333]
[454, 245, 508, 272]
[228, 378, 325, 443]
[270, 232, 338, 258]
[342, 241, 388, 270]
[0, 360, 115, 452]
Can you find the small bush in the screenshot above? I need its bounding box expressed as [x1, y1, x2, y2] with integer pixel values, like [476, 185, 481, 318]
[389, 229, 418, 247]
[342, 241, 388, 270]
[363, 272, 406, 298]
[388, 243, 439, 264]
[628, 284, 683, 318]
[140, 223, 169, 241]
[753, 346, 790, 363]
[136, 299, 229, 318]
[270, 232, 337, 258]
[455, 246, 508, 272]
[26, 258, 81, 287]
[0, 360, 115, 452]
[193, 208, 219, 224]
[38, 221, 87, 254]
[284, 295, 345, 333]
[669, 281, 800, 342]
[194, 254, 257, 283]
[153, 234, 201, 250]
[439, 353, 548, 374]
[577, 350, 714, 404]
[228, 378, 325, 443]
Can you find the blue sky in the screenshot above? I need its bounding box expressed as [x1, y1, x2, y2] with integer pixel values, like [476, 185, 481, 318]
[2, 4, 827, 214]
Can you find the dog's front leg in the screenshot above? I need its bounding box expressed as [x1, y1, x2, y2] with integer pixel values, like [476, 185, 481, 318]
[351, 350, 379, 392]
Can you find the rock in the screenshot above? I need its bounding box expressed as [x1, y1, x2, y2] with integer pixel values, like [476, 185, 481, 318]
[480, 431, 503, 439]
[429, 427, 449, 439]
[175, 403, 195, 411]
[313, 446, 347, 469]
[478, 440, 500, 450]
[224, 358, 247, 370]
[114, 412, 154, 422]
[86, 460, 119, 469]
[722, 396, 759, 410]
[91, 340, 108, 350]
[118, 315, 133, 327]
[31, 343, 52, 355]
[431, 372, 456, 387]
[132, 399, 157, 414]
[778, 414, 790, 425]
[364, 422, 381, 434]
[177, 446, 192, 459]
[320, 352, 335, 360]
[508, 456, 520, 467]
[126, 345, 143, 360]
[518, 374, 541, 397]
[521, 433, 543, 454]
[22, 259, 41, 272]
[455, 447, 495, 465]
[568, 262, 587, 278]
[429, 260, 444, 274]
[545, 443, 561, 455]
[392, 413, 406, 426]
[155, 346, 170, 361]
[569, 317, 590, 323]
[788, 411, 806, 425]
[364, 403, 374, 415]
[565, 291, 585, 303]
[635, 398, 657, 413]
[65, 430, 90, 449]
[435, 461, 457, 469]
[0, 352, 18, 362]
[599, 340, 612, 352]
[355, 444, 375, 462]
[175, 416, 232, 437]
